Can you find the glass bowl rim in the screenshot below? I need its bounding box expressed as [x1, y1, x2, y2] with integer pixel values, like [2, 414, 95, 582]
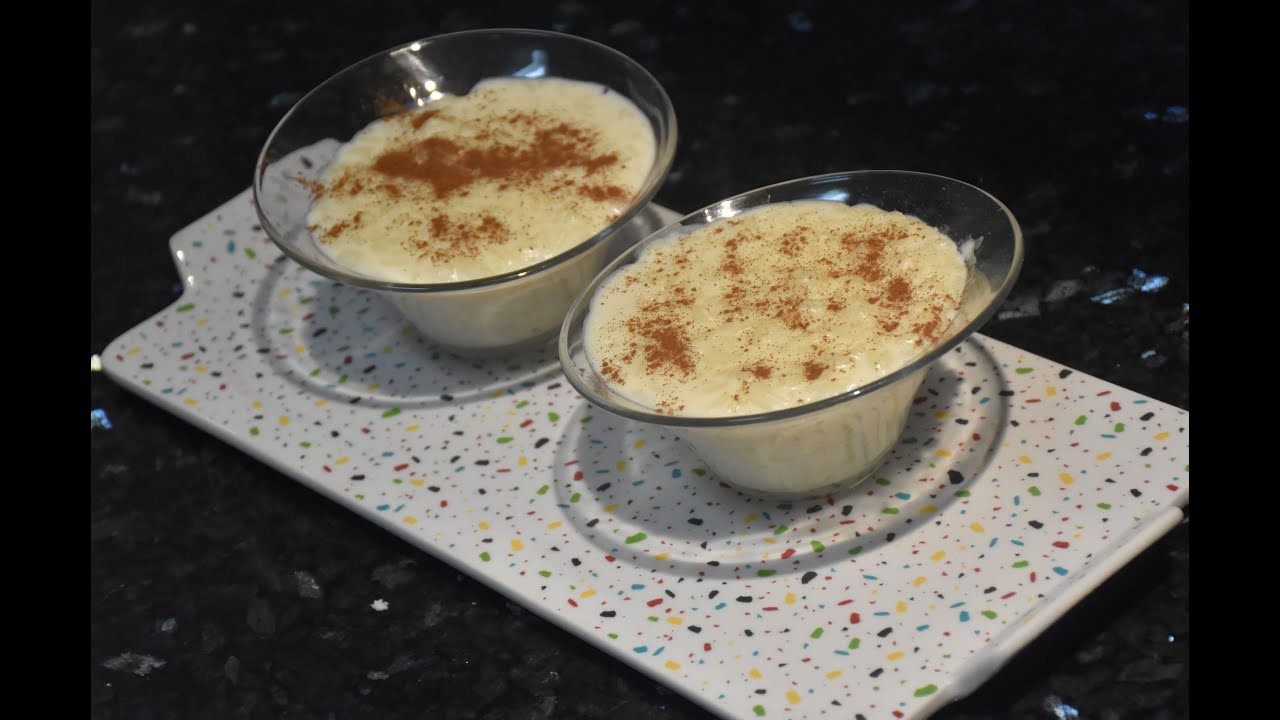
[252, 27, 679, 293]
[557, 169, 1025, 428]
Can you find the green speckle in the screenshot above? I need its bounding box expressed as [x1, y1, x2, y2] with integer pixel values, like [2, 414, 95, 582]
[1015, 367, 1033, 374]
[1114, 422, 1126, 432]
[354, 494, 364, 500]
[810, 540, 825, 552]
[328, 305, 339, 317]
[954, 490, 971, 498]
[496, 437, 513, 444]
[607, 633, 618, 639]
[914, 684, 938, 697]
[874, 477, 890, 486]
[1028, 486, 1041, 496]
[1074, 415, 1087, 425]
[757, 569, 776, 577]
[647, 616, 659, 622]
[244, 248, 257, 259]
[753, 706, 766, 717]
[625, 532, 647, 544]
[175, 303, 195, 313]
[981, 610, 997, 619]
[810, 627, 823, 639]
[392, 478, 402, 484]
[299, 296, 314, 304]
[507, 364, 521, 372]
[773, 524, 788, 535]
[381, 408, 401, 418]
[1012, 560, 1029, 568]
[538, 570, 551, 577]
[882, 507, 900, 514]
[548, 412, 560, 422]
[570, 492, 581, 503]
[249, 427, 259, 436]
[337, 374, 348, 384]
[848, 546, 863, 556]
[1097, 502, 1112, 510]
[300, 441, 311, 448]
[536, 484, 549, 495]
[692, 468, 706, 476]
[309, 368, 321, 377]
[479, 552, 491, 562]
[516, 401, 529, 408]
[581, 416, 593, 424]
[848, 638, 861, 649]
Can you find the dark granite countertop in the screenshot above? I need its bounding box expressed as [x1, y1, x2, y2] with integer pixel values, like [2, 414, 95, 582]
[91, 2, 1187, 718]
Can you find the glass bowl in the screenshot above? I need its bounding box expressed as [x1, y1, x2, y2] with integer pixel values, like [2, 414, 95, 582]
[253, 29, 677, 355]
[559, 170, 1023, 497]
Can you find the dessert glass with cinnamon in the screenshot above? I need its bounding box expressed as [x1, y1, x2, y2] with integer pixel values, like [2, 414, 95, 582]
[559, 171, 1023, 497]
[253, 29, 677, 354]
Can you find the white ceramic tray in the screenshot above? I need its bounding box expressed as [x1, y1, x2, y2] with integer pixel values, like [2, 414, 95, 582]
[102, 190, 1189, 720]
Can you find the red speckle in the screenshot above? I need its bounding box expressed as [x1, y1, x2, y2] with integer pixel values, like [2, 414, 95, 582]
[913, 396, 928, 405]
[1167, 484, 1179, 491]
[894, 712, 905, 718]
[520, 419, 533, 428]
[604, 555, 616, 562]
[361, 427, 371, 434]
[567, 599, 578, 607]
[972, 433, 982, 441]
[1053, 541, 1070, 548]
[1025, 398, 1041, 404]
[343, 355, 352, 365]
[850, 612, 861, 624]
[1030, 572, 1037, 582]
[800, 658, 811, 663]
[1001, 592, 1016, 599]
[1110, 401, 1121, 411]
[219, 384, 226, 390]
[647, 598, 663, 607]
[394, 463, 409, 471]
[762, 606, 779, 611]
[703, 643, 712, 651]
[440, 500, 447, 507]
[837, 599, 853, 606]
[573, 471, 584, 481]
[322, 465, 331, 472]
[302, 313, 315, 321]
[180, 352, 195, 360]
[1096, 390, 1111, 396]
[781, 548, 797, 560]
[497, 468, 511, 473]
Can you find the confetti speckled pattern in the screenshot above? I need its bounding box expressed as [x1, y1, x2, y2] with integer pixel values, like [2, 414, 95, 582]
[102, 191, 1188, 720]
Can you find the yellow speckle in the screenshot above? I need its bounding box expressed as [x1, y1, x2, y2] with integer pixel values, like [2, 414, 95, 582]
[666, 616, 683, 625]
[127, 346, 142, 355]
[665, 660, 680, 670]
[786, 690, 801, 705]
[277, 289, 291, 298]
[334, 456, 350, 465]
[930, 550, 946, 561]
[1059, 472, 1075, 485]
[825, 670, 842, 680]
[1097, 451, 1112, 461]
[295, 344, 305, 353]
[603, 504, 618, 513]
[198, 318, 211, 327]
[919, 505, 937, 514]
[913, 576, 926, 587]
[518, 456, 528, 467]
[1019, 455, 1032, 464]
[654, 552, 671, 560]
[314, 399, 328, 407]
[405, 424, 420, 432]
[933, 411, 950, 419]
[634, 439, 647, 449]
[744, 514, 759, 523]
[403, 516, 417, 525]
[1155, 431, 1170, 440]
[544, 521, 561, 530]
[1046, 386, 1057, 396]
[616, 461, 626, 471]
[383, 345, 393, 354]
[194, 365, 208, 373]
[896, 601, 907, 613]
[366, 383, 380, 391]
[183, 398, 197, 406]
[580, 589, 596, 599]
[252, 401, 263, 409]
[279, 416, 290, 426]
[749, 668, 762, 679]
[488, 390, 504, 399]
[935, 449, 952, 458]
[887, 650, 904, 661]
[510, 539, 524, 551]
[762, 537, 777, 545]
[410, 479, 424, 487]
[478, 521, 490, 530]
[970, 522, 985, 533]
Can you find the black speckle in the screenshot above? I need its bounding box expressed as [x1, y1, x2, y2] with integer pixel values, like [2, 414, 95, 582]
[312, 328, 327, 338]
[744, 629, 753, 637]
[955, 418, 969, 425]
[707, 560, 720, 567]
[1140, 447, 1153, 456]
[999, 390, 1015, 397]
[1130, 488, 1143, 497]
[806, 504, 823, 514]
[736, 596, 752, 603]
[547, 382, 562, 390]
[869, 668, 884, 678]
[1029, 520, 1044, 529]
[877, 627, 892, 637]
[331, 431, 340, 437]
[440, 394, 454, 402]
[665, 590, 676, 598]
[534, 438, 550, 449]
[688, 625, 701, 633]
[1104, 477, 1116, 483]
[708, 590, 719, 598]
[885, 532, 896, 542]
[350, 475, 365, 481]
[474, 460, 490, 466]
[586, 519, 599, 528]
[801, 571, 818, 584]
[842, 505, 853, 516]
[983, 586, 996, 594]
[948, 470, 965, 485]
[1058, 369, 1073, 379]
[688, 518, 704, 525]
[427, 486, 440, 492]
[450, 455, 460, 463]
[600, 610, 616, 618]
[571, 558, 581, 566]
[1140, 411, 1155, 421]
[596, 483, 612, 491]
[1010, 420, 1020, 427]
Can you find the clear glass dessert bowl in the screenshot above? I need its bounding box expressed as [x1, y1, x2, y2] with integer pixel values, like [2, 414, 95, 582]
[252, 29, 677, 355]
[559, 170, 1024, 497]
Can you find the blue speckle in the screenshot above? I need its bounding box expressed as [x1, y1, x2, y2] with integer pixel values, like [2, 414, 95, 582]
[91, 408, 113, 430]
[787, 10, 813, 31]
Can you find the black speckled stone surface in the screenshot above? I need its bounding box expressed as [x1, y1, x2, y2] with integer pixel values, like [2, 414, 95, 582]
[91, 2, 1187, 718]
